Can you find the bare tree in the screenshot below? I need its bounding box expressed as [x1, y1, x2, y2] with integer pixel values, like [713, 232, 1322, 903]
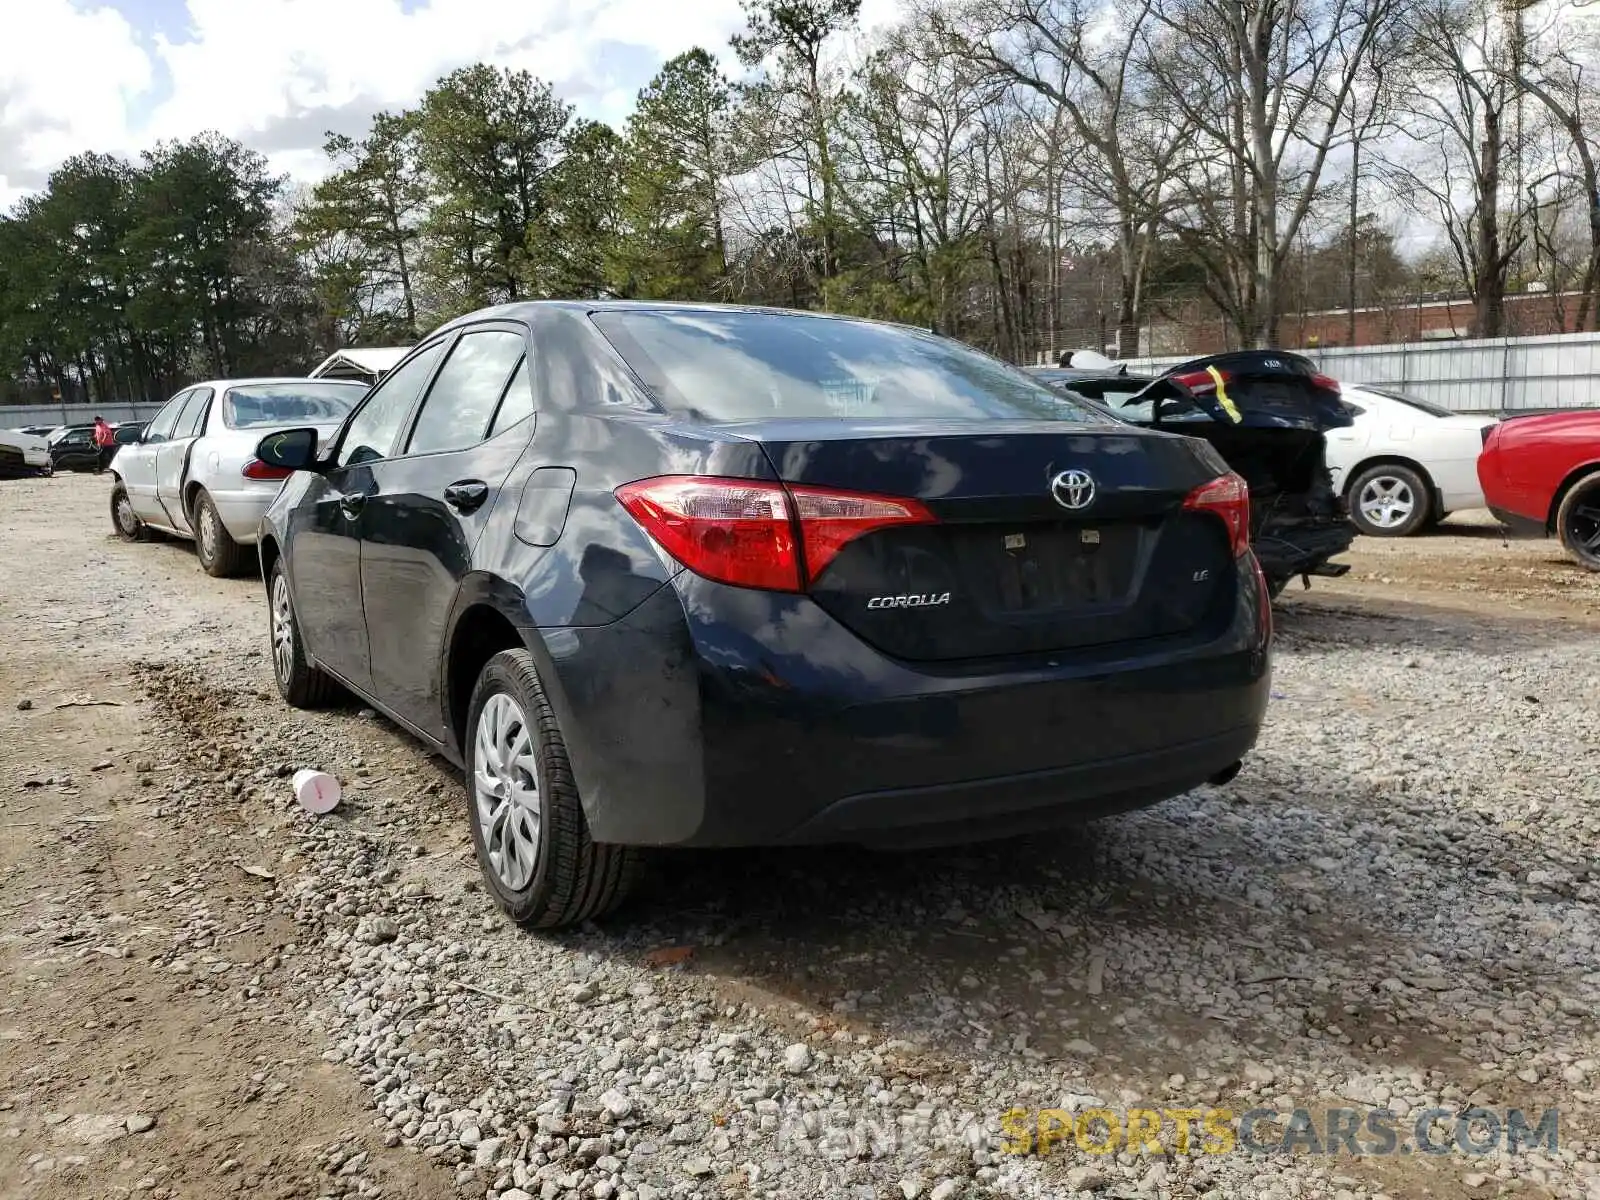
[940, 0, 1194, 357]
[1138, 0, 1405, 347]
[1384, 0, 1538, 338]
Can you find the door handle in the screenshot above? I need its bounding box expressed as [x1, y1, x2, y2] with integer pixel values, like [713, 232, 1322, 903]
[339, 492, 367, 520]
[443, 480, 489, 514]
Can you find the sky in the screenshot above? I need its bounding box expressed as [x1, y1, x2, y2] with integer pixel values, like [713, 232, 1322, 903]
[0, 0, 902, 211]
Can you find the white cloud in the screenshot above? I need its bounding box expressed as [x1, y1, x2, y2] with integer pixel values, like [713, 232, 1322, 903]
[0, 0, 905, 212]
[0, 1, 152, 203]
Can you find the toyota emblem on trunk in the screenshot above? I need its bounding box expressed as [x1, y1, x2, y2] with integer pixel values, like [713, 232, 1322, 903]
[1051, 469, 1096, 511]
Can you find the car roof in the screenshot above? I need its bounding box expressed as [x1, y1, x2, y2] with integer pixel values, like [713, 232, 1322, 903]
[182, 375, 368, 391]
[429, 299, 936, 338]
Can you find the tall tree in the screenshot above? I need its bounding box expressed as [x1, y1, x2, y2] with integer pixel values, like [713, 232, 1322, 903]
[617, 49, 734, 299]
[1384, 0, 1532, 338]
[412, 65, 571, 314]
[523, 120, 625, 298]
[732, 0, 862, 287]
[1141, 0, 1406, 346]
[296, 113, 427, 338]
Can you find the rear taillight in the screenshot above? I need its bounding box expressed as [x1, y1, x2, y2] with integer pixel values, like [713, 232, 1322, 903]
[1310, 372, 1341, 392]
[1171, 368, 1221, 394]
[1184, 471, 1251, 557]
[242, 459, 292, 481]
[614, 475, 936, 592]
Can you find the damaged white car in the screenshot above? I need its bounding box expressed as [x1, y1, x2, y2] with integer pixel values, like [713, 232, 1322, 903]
[109, 378, 368, 575]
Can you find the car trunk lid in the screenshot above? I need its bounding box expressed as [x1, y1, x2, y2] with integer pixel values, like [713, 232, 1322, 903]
[731, 418, 1243, 661]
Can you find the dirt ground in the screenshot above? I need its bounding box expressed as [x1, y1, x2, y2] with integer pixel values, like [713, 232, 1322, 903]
[0, 475, 1595, 1200]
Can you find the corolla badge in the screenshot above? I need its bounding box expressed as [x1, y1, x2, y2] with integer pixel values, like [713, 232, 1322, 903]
[1051, 468, 1096, 511]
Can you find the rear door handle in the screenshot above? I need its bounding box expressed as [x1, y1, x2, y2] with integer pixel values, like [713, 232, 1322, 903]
[444, 479, 489, 514]
[339, 492, 366, 520]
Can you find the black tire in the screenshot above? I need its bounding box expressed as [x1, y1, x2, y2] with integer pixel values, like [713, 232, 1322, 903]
[465, 649, 638, 929]
[1264, 574, 1289, 600]
[110, 481, 146, 541]
[267, 558, 341, 707]
[1555, 471, 1600, 571]
[193, 490, 251, 577]
[1346, 463, 1433, 538]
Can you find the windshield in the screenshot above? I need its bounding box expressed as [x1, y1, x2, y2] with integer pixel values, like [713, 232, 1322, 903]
[1364, 387, 1455, 419]
[222, 382, 368, 430]
[591, 310, 1113, 424]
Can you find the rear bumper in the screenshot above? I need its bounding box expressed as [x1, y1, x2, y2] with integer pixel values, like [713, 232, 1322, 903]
[1253, 518, 1354, 582]
[1488, 505, 1547, 538]
[540, 563, 1271, 850]
[208, 486, 276, 544]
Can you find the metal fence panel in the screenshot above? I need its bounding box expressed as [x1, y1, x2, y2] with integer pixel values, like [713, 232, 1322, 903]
[1, 401, 165, 429]
[1123, 330, 1600, 414]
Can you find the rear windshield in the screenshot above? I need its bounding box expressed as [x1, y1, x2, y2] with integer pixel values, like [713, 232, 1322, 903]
[591, 309, 1112, 424]
[1366, 387, 1456, 419]
[222, 382, 368, 429]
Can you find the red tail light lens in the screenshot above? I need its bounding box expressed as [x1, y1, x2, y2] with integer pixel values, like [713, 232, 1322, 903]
[615, 475, 936, 592]
[1184, 471, 1251, 557]
[1310, 372, 1340, 392]
[788, 484, 936, 580]
[242, 459, 292, 481]
[1171, 368, 1221, 394]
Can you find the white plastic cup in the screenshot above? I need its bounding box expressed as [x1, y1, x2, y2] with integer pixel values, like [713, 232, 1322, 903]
[292, 769, 341, 814]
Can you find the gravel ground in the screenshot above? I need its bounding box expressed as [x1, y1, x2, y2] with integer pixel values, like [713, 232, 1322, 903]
[2, 473, 1598, 1200]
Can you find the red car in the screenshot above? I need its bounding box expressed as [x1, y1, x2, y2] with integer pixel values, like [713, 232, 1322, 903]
[1477, 410, 1600, 570]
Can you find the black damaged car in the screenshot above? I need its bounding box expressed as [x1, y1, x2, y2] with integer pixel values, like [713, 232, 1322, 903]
[256, 303, 1273, 927]
[1032, 351, 1356, 597]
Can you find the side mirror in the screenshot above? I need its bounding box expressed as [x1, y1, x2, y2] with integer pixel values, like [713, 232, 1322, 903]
[255, 427, 321, 472]
[113, 425, 143, 445]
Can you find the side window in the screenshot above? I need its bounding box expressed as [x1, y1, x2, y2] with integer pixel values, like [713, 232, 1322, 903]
[338, 341, 447, 467]
[174, 387, 214, 439]
[144, 391, 191, 444]
[406, 330, 527, 456]
[488, 357, 533, 437]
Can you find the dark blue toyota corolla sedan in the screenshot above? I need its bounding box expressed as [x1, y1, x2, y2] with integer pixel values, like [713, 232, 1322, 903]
[256, 302, 1272, 927]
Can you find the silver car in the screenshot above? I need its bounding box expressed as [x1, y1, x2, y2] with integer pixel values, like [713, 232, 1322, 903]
[109, 377, 368, 575]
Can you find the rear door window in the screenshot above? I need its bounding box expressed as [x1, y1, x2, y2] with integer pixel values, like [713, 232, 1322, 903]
[488, 358, 533, 437]
[405, 330, 527, 456]
[174, 387, 214, 439]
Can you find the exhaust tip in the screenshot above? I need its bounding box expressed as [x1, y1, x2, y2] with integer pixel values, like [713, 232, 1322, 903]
[1208, 760, 1243, 787]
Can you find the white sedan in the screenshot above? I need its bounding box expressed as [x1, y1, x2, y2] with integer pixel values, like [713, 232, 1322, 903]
[109, 377, 367, 575]
[1324, 386, 1497, 537]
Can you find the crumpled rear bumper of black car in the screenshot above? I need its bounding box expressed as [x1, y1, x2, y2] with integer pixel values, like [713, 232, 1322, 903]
[1252, 517, 1354, 585]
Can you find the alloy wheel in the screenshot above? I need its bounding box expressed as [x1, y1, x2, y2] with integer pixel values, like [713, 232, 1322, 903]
[473, 692, 542, 892]
[1564, 497, 1600, 559]
[1356, 475, 1416, 531]
[270, 573, 296, 685]
[198, 500, 218, 560]
[115, 493, 138, 536]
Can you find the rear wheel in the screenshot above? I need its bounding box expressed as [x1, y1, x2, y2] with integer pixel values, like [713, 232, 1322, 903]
[1555, 472, 1600, 571]
[268, 559, 340, 707]
[194, 490, 250, 577]
[1348, 464, 1432, 537]
[465, 649, 637, 928]
[110, 481, 145, 542]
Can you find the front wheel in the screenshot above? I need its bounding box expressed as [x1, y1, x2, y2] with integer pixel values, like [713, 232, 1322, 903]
[465, 649, 638, 929]
[110, 482, 145, 541]
[267, 559, 341, 707]
[194, 490, 250, 577]
[1348, 464, 1432, 537]
[1556, 472, 1600, 571]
